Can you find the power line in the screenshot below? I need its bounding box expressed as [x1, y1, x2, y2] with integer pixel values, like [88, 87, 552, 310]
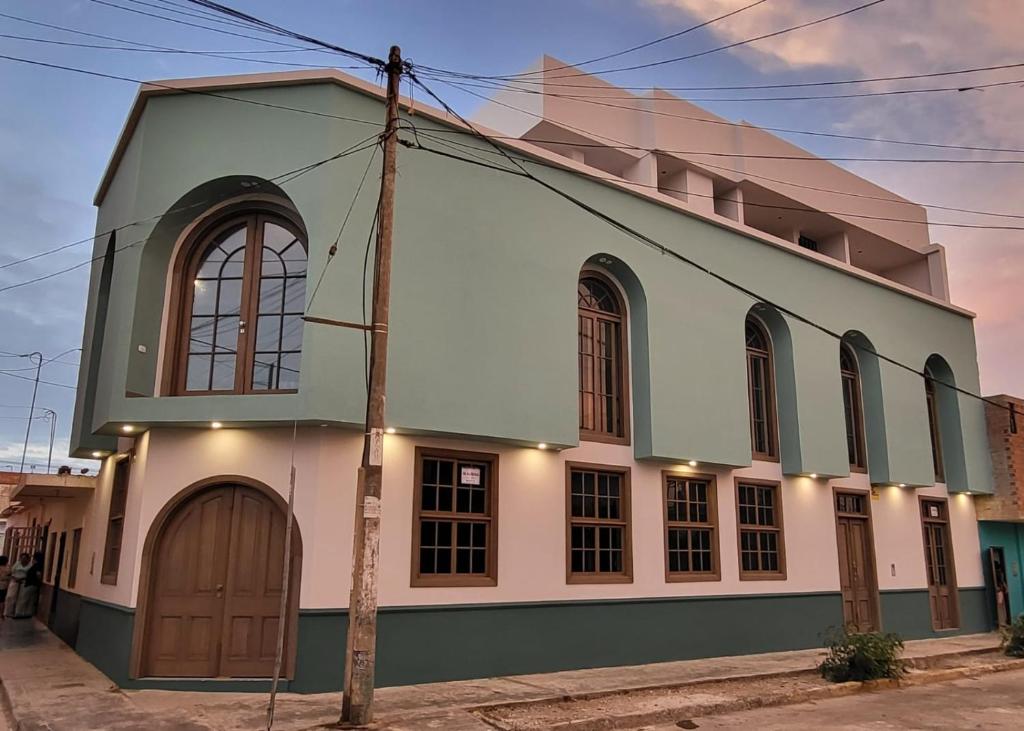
[0, 371, 77, 390]
[511, 0, 771, 78]
[85, 0, 326, 53]
[464, 59, 1024, 93]
[413, 128, 1024, 230]
[436, 76, 1024, 156]
[405, 72, 1016, 416]
[422, 70, 1024, 103]
[0, 135, 381, 296]
[0, 32, 361, 70]
[427, 0, 889, 81]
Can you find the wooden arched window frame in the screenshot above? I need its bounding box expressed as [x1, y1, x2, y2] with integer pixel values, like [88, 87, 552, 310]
[840, 343, 867, 471]
[164, 207, 307, 395]
[924, 366, 945, 482]
[745, 316, 778, 460]
[578, 272, 629, 443]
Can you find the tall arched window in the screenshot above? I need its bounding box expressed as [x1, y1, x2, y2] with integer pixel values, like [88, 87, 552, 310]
[745, 316, 777, 460]
[172, 211, 307, 394]
[578, 273, 628, 442]
[924, 366, 944, 481]
[840, 344, 867, 471]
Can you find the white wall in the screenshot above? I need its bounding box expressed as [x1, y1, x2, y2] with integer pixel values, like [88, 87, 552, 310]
[55, 427, 983, 611]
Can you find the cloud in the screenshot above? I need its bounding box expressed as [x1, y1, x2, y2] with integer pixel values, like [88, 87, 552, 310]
[641, 0, 1024, 395]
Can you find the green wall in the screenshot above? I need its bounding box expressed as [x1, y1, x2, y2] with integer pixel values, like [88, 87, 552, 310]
[72, 79, 994, 492]
[979, 522, 1024, 621]
[879, 587, 990, 639]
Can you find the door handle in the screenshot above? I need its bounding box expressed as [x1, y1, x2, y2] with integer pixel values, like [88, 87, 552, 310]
[215, 584, 224, 597]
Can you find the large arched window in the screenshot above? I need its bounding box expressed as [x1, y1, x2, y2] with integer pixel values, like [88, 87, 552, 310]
[745, 316, 777, 460]
[840, 343, 867, 471]
[172, 211, 307, 394]
[924, 366, 944, 482]
[578, 272, 628, 441]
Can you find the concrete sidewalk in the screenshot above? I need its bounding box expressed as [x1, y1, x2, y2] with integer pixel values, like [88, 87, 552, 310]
[0, 619, 1002, 730]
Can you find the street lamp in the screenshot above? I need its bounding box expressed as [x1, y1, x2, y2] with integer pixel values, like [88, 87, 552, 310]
[42, 409, 57, 474]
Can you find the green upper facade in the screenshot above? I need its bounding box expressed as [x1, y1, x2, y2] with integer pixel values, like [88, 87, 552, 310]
[71, 71, 993, 493]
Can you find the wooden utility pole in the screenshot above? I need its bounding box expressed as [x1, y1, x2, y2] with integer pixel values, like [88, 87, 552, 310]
[340, 45, 403, 727]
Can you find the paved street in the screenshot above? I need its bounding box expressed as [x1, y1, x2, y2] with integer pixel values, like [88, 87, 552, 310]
[642, 667, 1024, 730]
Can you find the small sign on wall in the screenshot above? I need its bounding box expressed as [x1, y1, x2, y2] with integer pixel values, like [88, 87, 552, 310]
[929, 505, 940, 518]
[461, 466, 481, 485]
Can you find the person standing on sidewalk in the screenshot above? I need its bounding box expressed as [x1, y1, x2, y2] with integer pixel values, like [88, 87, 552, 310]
[14, 552, 44, 618]
[4, 553, 30, 618]
[0, 556, 10, 620]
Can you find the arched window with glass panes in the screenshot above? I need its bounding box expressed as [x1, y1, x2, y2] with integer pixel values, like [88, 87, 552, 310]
[745, 316, 777, 460]
[578, 272, 628, 442]
[840, 343, 867, 471]
[168, 211, 307, 395]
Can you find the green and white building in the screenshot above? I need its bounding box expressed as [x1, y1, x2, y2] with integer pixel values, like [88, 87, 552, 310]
[3, 60, 995, 692]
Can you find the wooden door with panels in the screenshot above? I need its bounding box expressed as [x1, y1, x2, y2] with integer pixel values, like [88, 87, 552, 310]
[920, 497, 960, 630]
[142, 484, 296, 678]
[834, 490, 880, 632]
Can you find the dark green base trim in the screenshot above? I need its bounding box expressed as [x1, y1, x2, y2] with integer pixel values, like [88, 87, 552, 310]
[879, 587, 991, 639]
[72, 589, 986, 694]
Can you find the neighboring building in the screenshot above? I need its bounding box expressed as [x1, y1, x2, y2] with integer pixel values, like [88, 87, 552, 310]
[976, 394, 1024, 624]
[5, 61, 995, 692]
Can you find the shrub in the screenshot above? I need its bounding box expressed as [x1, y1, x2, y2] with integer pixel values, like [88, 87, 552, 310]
[1000, 615, 1024, 658]
[819, 626, 906, 682]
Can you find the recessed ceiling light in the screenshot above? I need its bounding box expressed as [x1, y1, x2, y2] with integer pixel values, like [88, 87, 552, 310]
[538, 443, 548, 450]
[211, 421, 222, 429]
[810, 473, 818, 479]
[385, 427, 396, 434]
[688, 460, 698, 467]
[898, 483, 907, 488]
[121, 425, 134, 433]
[91, 451, 103, 458]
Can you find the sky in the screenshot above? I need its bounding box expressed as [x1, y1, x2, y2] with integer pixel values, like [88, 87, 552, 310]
[1, 0, 1022, 472]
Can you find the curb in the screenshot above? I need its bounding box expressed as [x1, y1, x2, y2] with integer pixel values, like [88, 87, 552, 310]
[473, 655, 1022, 731]
[0, 680, 23, 731]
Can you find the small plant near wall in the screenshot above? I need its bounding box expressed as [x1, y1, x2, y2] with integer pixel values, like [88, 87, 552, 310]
[819, 626, 906, 682]
[1000, 615, 1024, 658]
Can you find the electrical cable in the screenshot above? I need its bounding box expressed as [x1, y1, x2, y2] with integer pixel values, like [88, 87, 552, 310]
[434, 76, 1024, 156]
[411, 129, 1024, 229]
[404, 72, 1016, 415]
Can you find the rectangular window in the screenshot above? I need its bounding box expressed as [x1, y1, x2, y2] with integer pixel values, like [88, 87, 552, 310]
[798, 235, 819, 252]
[412, 448, 497, 587]
[566, 463, 632, 583]
[101, 454, 132, 585]
[664, 473, 720, 582]
[68, 528, 82, 590]
[736, 480, 786, 580]
[1010, 405, 1018, 435]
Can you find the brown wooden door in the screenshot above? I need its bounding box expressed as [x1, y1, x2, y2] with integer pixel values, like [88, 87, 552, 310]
[218, 488, 289, 677]
[834, 492, 879, 632]
[143, 485, 291, 678]
[921, 499, 959, 630]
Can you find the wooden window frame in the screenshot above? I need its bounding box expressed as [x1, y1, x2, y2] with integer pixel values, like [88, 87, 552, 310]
[918, 495, 961, 630]
[45, 531, 57, 583]
[734, 478, 787, 580]
[662, 471, 721, 583]
[840, 344, 868, 473]
[162, 203, 308, 397]
[565, 462, 633, 584]
[68, 527, 82, 590]
[578, 270, 631, 445]
[924, 372, 945, 482]
[410, 447, 499, 588]
[745, 316, 780, 462]
[101, 452, 132, 585]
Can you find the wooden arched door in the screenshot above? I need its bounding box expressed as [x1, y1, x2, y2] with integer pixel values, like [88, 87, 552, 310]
[142, 484, 298, 678]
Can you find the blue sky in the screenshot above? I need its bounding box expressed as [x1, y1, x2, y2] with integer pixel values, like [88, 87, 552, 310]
[1, 0, 1022, 471]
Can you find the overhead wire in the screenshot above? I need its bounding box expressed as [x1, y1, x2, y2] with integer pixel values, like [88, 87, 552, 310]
[403, 72, 1016, 415]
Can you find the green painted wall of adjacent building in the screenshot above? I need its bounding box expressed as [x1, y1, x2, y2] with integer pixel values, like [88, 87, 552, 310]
[978, 522, 1024, 622]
